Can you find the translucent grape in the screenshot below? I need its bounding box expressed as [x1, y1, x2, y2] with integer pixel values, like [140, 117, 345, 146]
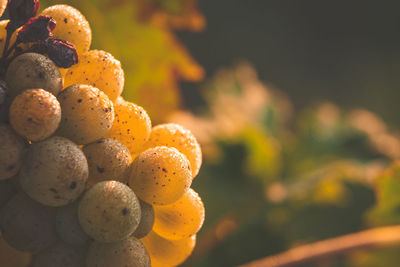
[5, 53, 63, 99]
[145, 123, 202, 178]
[9, 89, 61, 141]
[31, 241, 85, 267]
[78, 181, 141, 242]
[82, 138, 132, 187]
[57, 84, 114, 144]
[0, 124, 26, 180]
[41, 5, 92, 55]
[129, 146, 192, 205]
[19, 136, 88, 206]
[64, 50, 124, 101]
[141, 231, 196, 266]
[153, 188, 205, 240]
[132, 199, 155, 239]
[86, 236, 151, 267]
[0, 193, 58, 253]
[106, 101, 152, 155]
[55, 201, 90, 246]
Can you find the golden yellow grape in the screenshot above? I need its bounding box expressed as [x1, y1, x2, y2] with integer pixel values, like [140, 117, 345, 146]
[41, 4, 92, 55]
[0, 0, 6, 17]
[141, 231, 196, 266]
[129, 146, 192, 205]
[153, 188, 204, 240]
[106, 101, 152, 156]
[64, 50, 124, 101]
[83, 138, 132, 187]
[145, 123, 202, 178]
[57, 84, 114, 145]
[9, 89, 61, 141]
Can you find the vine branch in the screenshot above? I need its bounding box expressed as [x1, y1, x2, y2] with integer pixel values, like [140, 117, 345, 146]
[240, 225, 400, 267]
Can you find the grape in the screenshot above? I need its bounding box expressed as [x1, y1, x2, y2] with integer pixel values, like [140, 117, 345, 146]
[141, 231, 196, 266]
[57, 84, 114, 144]
[132, 199, 155, 239]
[41, 5, 92, 55]
[9, 89, 61, 141]
[0, 80, 9, 123]
[83, 138, 132, 187]
[31, 241, 86, 267]
[19, 136, 88, 206]
[78, 181, 141, 243]
[145, 123, 202, 178]
[0, 236, 31, 267]
[5, 53, 63, 99]
[0, 193, 58, 253]
[64, 50, 124, 101]
[86, 235, 151, 267]
[0, 179, 17, 209]
[106, 101, 152, 155]
[129, 146, 192, 205]
[0, 0, 6, 18]
[0, 124, 26, 180]
[55, 201, 90, 246]
[153, 188, 205, 240]
[0, 20, 18, 58]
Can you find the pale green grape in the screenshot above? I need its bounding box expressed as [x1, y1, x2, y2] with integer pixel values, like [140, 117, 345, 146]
[5, 53, 62, 99]
[55, 201, 90, 246]
[0, 193, 58, 252]
[19, 136, 88, 206]
[83, 138, 132, 187]
[31, 241, 86, 267]
[86, 236, 151, 267]
[132, 199, 154, 239]
[0, 124, 26, 180]
[78, 181, 141, 242]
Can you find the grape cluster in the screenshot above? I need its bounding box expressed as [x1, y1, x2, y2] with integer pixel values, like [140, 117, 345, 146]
[0, 1, 205, 266]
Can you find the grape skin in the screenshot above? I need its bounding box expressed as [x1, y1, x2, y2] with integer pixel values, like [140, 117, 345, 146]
[55, 201, 90, 246]
[41, 5, 92, 55]
[106, 101, 152, 156]
[153, 188, 205, 240]
[86, 236, 151, 267]
[129, 146, 192, 205]
[31, 241, 86, 267]
[141, 231, 196, 266]
[0, 193, 58, 253]
[9, 89, 61, 141]
[78, 181, 141, 243]
[83, 138, 132, 187]
[145, 123, 202, 178]
[0, 124, 26, 180]
[57, 84, 114, 145]
[64, 50, 124, 101]
[5, 53, 63, 99]
[19, 136, 89, 207]
[132, 199, 155, 239]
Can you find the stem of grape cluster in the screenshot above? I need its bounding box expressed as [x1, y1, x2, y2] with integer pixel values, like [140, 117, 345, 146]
[240, 225, 400, 267]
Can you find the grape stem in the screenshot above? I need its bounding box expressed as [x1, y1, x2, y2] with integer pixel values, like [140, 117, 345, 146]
[240, 225, 400, 267]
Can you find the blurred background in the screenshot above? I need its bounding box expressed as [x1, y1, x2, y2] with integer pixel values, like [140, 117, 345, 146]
[35, 1, 400, 266]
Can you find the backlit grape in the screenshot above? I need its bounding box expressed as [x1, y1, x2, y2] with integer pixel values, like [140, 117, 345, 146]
[129, 146, 192, 205]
